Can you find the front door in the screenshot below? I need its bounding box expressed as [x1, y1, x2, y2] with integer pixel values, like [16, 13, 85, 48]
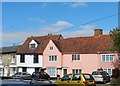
[63, 69, 67, 76]
[4, 66, 8, 76]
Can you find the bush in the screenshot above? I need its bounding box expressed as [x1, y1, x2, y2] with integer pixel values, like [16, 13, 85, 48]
[112, 68, 120, 78]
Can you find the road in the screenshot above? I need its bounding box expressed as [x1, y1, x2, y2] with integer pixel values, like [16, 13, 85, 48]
[96, 82, 110, 86]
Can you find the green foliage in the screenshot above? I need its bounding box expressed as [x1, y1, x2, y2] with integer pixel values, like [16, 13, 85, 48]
[109, 28, 120, 52]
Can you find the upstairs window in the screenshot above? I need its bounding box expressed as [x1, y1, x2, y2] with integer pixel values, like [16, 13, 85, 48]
[49, 46, 53, 50]
[11, 54, 15, 63]
[33, 55, 39, 63]
[101, 54, 114, 62]
[72, 54, 80, 60]
[29, 40, 38, 49]
[20, 55, 25, 63]
[49, 55, 57, 61]
[30, 44, 36, 49]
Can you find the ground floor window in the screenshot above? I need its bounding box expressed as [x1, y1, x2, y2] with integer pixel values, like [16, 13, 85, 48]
[46, 67, 57, 77]
[35, 68, 41, 72]
[22, 67, 27, 72]
[10, 67, 16, 74]
[72, 69, 82, 74]
[104, 68, 113, 76]
[0, 68, 2, 75]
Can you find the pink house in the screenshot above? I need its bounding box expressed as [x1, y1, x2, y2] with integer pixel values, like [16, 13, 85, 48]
[17, 29, 120, 78]
[43, 29, 120, 77]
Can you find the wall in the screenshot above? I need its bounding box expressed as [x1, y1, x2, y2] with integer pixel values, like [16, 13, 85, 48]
[17, 55, 42, 67]
[62, 54, 99, 74]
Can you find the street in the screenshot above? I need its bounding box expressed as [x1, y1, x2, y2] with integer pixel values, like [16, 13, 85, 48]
[96, 82, 110, 86]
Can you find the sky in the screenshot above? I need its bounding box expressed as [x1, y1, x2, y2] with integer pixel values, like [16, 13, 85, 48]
[1, 1, 119, 47]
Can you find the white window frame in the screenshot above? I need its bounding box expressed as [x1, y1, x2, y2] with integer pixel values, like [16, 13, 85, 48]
[48, 55, 57, 61]
[101, 54, 114, 62]
[104, 68, 113, 76]
[72, 54, 80, 61]
[46, 67, 57, 77]
[10, 67, 16, 75]
[11, 54, 15, 63]
[72, 69, 82, 74]
[49, 46, 53, 50]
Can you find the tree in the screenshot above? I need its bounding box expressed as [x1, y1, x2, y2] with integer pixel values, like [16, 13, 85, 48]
[109, 28, 120, 52]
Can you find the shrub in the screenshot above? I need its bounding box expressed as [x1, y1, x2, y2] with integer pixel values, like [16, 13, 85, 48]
[112, 68, 120, 78]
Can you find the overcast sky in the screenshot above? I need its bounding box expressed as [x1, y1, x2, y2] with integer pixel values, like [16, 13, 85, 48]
[1, 1, 119, 47]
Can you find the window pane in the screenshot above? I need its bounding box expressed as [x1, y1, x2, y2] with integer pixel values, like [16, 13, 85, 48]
[102, 55, 105, 61]
[106, 55, 109, 62]
[110, 55, 114, 62]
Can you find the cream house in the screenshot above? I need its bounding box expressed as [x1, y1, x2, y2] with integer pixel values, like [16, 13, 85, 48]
[0, 45, 21, 76]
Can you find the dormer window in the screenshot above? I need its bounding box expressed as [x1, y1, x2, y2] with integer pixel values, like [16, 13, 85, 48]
[30, 44, 36, 48]
[29, 40, 38, 49]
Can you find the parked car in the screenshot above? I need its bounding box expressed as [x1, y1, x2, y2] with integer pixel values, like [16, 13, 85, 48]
[55, 73, 96, 86]
[32, 71, 50, 80]
[92, 71, 110, 83]
[12, 72, 32, 80]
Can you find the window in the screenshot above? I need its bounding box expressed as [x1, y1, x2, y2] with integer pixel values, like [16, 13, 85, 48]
[20, 55, 25, 63]
[0, 55, 2, 63]
[11, 54, 15, 63]
[104, 68, 113, 76]
[33, 55, 39, 63]
[101, 54, 114, 62]
[118, 54, 120, 62]
[22, 67, 27, 72]
[0, 68, 2, 76]
[72, 74, 81, 80]
[49, 55, 57, 61]
[30, 44, 36, 49]
[46, 67, 57, 77]
[10, 67, 16, 74]
[62, 75, 71, 81]
[72, 54, 80, 60]
[72, 69, 81, 74]
[49, 46, 53, 50]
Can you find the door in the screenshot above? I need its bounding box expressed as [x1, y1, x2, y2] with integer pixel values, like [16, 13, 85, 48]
[63, 69, 67, 76]
[4, 66, 8, 76]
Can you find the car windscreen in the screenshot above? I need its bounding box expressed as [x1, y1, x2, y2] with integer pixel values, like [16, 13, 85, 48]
[92, 72, 102, 75]
[83, 74, 94, 80]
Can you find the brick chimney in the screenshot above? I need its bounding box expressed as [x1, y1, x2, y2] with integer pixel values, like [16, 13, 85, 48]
[94, 29, 103, 36]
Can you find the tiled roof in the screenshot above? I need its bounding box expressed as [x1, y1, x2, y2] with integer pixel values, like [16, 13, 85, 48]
[17, 34, 114, 54]
[59, 35, 113, 54]
[1, 45, 21, 54]
[17, 34, 63, 54]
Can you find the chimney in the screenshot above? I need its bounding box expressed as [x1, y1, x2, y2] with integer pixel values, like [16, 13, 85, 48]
[94, 29, 103, 36]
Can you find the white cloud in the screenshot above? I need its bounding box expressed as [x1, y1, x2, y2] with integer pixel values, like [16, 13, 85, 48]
[80, 25, 96, 29]
[53, 21, 73, 27]
[65, 2, 88, 8]
[27, 17, 45, 23]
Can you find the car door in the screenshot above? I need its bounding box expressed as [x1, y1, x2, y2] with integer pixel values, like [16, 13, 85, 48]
[55, 74, 71, 85]
[70, 74, 83, 85]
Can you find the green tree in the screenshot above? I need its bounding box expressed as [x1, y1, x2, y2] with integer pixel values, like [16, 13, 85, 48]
[109, 28, 120, 52]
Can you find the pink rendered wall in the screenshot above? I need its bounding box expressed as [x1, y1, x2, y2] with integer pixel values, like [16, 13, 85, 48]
[62, 54, 99, 74]
[43, 40, 62, 68]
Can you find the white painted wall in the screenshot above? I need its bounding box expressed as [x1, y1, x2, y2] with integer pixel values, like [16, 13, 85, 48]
[17, 55, 42, 67]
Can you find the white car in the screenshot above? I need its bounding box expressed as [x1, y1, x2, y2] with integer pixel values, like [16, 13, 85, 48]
[92, 71, 110, 83]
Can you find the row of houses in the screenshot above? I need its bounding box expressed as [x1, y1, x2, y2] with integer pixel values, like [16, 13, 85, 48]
[0, 29, 120, 77]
